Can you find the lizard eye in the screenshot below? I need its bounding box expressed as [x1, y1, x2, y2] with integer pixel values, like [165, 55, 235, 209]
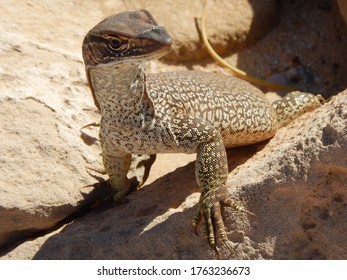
[108, 38, 122, 50]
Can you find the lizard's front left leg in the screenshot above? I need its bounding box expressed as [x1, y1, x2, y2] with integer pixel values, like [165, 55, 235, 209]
[194, 134, 230, 248]
[171, 115, 245, 250]
[193, 136, 254, 250]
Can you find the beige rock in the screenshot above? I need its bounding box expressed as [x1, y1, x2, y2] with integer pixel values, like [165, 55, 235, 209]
[0, 98, 94, 247]
[0, 0, 104, 248]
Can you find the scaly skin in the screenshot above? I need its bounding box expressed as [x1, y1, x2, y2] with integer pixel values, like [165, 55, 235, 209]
[82, 10, 323, 250]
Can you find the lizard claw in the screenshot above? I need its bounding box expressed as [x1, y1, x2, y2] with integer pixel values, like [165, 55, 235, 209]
[221, 197, 257, 217]
[193, 196, 255, 251]
[193, 201, 228, 251]
[80, 121, 100, 131]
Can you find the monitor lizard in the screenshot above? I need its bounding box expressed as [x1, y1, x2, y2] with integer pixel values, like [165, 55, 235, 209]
[82, 10, 323, 250]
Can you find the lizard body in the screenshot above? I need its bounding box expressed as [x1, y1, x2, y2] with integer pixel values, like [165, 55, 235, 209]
[82, 10, 322, 249]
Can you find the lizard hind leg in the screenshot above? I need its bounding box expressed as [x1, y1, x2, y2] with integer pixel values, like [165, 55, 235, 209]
[273, 91, 324, 128]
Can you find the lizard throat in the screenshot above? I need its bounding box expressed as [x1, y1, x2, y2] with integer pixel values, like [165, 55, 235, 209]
[89, 62, 145, 113]
[88, 62, 155, 133]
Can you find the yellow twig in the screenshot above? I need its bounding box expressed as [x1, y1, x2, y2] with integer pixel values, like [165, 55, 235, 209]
[201, 0, 296, 91]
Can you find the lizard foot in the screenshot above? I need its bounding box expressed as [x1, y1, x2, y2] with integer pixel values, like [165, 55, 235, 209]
[193, 199, 230, 252]
[106, 178, 131, 203]
[193, 195, 255, 252]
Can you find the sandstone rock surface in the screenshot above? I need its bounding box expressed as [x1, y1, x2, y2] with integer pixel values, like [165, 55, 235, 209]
[1, 0, 346, 259]
[0, 0, 102, 248]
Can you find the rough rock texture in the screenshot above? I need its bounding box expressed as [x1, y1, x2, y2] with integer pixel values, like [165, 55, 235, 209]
[0, 0, 102, 248]
[224, 92, 347, 259]
[0, 98, 91, 247]
[1, 0, 347, 259]
[233, 0, 347, 96]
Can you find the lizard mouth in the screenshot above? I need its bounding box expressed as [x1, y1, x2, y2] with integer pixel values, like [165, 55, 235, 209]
[114, 25, 173, 63]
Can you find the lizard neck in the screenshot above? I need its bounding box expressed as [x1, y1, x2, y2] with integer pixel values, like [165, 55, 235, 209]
[88, 62, 155, 133]
[89, 63, 146, 115]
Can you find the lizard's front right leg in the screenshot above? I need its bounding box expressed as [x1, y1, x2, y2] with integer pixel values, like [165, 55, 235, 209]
[102, 152, 132, 201]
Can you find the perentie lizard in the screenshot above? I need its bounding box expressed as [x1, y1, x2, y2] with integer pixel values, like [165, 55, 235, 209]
[82, 10, 323, 250]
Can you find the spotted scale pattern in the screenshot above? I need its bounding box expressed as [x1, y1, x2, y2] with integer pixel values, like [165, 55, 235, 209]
[89, 62, 322, 251]
[147, 71, 279, 147]
[272, 91, 324, 127]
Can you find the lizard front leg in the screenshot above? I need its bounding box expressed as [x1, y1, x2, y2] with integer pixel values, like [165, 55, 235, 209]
[194, 134, 230, 248]
[102, 152, 132, 201]
[194, 136, 255, 250]
[102, 153, 156, 202]
[171, 115, 245, 250]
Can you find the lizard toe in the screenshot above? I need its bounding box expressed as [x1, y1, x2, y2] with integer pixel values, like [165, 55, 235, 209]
[106, 177, 132, 202]
[194, 200, 230, 251]
[221, 196, 256, 217]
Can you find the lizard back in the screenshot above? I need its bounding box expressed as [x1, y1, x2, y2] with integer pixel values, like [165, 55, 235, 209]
[147, 71, 278, 147]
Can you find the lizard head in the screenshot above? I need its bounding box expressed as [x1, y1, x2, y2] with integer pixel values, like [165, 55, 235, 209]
[82, 10, 173, 67]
